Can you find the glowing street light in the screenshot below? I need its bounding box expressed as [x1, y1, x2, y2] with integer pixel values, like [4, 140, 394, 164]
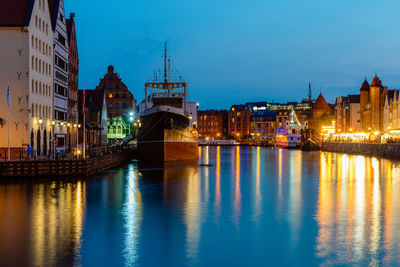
[38, 118, 43, 124]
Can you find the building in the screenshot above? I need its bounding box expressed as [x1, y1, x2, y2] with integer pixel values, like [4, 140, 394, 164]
[360, 75, 389, 131]
[197, 110, 228, 139]
[228, 105, 250, 139]
[66, 13, 79, 143]
[276, 109, 291, 128]
[107, 116, 131, 142]
[335, 95, 361, 132]
[0, 0, 54, 157]
[78, 89, 108, 148]
[49, 0, 69, 148]
[95, 65, 136, 118]
[310, 93, 334, 137]
[383, 91, 399, 131]
[250, 110, 277, 138]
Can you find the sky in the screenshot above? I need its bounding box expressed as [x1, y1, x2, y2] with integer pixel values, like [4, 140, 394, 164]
[66, 0, 400, 109]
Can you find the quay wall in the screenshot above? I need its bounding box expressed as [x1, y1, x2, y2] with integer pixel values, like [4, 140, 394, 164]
[322, 142, 400, 158]
[0, 149, 135, 177]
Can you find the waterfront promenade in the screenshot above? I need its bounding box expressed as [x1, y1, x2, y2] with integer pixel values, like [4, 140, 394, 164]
[0, 145, 136, 177]
[322, 141, 400, 159]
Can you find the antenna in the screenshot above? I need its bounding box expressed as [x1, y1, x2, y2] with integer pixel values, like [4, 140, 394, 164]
[308, 82, 312, 101]
[164, 42, 167, 83]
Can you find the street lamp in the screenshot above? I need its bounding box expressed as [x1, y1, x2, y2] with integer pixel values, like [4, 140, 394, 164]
[38, 118, 43, 124]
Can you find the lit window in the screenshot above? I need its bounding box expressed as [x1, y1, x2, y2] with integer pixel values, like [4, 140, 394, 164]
[115, 103, 120, 109]
[108, 103, 113, 108]
[109, 93, 113, 98]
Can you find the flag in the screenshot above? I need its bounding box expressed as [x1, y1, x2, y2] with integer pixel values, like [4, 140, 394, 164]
[7, 81, 11, 105]
[82, 88, 85, 114]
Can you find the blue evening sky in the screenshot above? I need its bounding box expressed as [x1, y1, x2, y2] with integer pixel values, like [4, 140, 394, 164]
[66, 0, 400, 109]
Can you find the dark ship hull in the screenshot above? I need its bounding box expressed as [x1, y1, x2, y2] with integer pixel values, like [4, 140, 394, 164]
[137, 110, 198, 161]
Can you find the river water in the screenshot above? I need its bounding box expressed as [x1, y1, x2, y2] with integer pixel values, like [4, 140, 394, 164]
[1, 146, 400, 266]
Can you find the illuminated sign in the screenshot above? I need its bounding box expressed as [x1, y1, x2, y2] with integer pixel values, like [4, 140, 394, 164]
[253, 106, 267, 111]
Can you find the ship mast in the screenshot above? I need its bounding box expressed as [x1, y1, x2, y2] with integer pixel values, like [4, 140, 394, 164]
[164, 42, 168, 83]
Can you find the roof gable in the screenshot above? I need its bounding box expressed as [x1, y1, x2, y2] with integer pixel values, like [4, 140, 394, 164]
[0, 0, 35, 27]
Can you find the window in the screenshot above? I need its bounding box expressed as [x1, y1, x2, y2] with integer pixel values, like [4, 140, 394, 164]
[109, 84, 113, 89]
[109, 75, 113, 80]
[102, 84, 106, 89]
[108, 93, 113, 98]
[108, 103, 113, 108]
[115, 103, 120, 109]
[122, 103, 127, 109]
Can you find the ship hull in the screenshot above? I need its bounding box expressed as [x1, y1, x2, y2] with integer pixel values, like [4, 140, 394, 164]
[137, 110, 198, 161]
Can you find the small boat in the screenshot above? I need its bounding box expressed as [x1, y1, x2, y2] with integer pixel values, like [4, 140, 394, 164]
[275, 110, 303, 149]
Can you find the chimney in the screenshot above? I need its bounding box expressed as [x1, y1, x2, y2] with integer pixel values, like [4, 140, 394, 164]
[108, 65, 114, 73]
[70, 13, 75, 19]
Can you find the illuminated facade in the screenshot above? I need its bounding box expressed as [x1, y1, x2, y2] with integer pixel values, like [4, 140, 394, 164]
[197, 110, 227, 139]
[107, 116, 131, 140]
[360, 75, 390, 131]
[335, 94, 360, 132]
[228, 105, 250, 139]
[383, 90, 400, 131]
[0, 0, 54, 157]
[250, 110, 277, 137]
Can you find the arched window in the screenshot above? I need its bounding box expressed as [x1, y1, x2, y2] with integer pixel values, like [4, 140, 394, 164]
[108, 75, 113, 80]
[31, 56, 34, 69]
[39, 59, 41, 72]
[39, 40, 41, 53]
[39, 82, 42, 94]
[108, 103, 113, 108]
[109, 84, 113, 89]
[39, 18, 41, 30]
[108, 93, 113, 98]
[35, 81, 38, 94]
[32, 104, 34, 116]
[115, 103, 120, 109]
[31, 35, 34, 48]
[35, 38, 37, 50]
[31, 80, 34, 93]
[116, 84, 119, 89]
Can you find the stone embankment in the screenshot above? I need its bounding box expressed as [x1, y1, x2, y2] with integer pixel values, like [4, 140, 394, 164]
[322, 142, 400, 158]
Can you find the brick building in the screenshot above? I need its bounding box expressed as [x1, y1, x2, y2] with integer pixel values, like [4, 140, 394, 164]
[360, 75, 390, 131]
[95, 65, 136, 118]
[66, 13, 79, 124]
[197, 110, 227, 139]
[228, 105, 250, 139]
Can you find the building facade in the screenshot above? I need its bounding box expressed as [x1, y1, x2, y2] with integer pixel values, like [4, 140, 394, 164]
[250, 110, 277, 138]
[228, 105, 250, 139]
[360, 75, 389, 132]
[335, 95, 361, 132]
[383, 91, 399, 131]
[0, 0, 54, 157]
[49, 0, 69, 147]
[78, 89, 108, 148]
[197, 110, 227, 140]
[66, 13, 78, 126]
[95, 65, 136, 118]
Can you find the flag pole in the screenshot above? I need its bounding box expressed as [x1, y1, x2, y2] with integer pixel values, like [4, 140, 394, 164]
[7, 80, 11, 161]
[83, 84, 86, 159]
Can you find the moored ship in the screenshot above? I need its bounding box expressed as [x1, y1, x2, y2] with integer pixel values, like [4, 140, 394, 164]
[275, 110, 303, 149]
[137, 43, 198, 161]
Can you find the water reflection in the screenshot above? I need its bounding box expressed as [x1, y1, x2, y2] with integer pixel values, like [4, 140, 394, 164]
[316, 153, 400, 265]
[0, 179, 86, 266]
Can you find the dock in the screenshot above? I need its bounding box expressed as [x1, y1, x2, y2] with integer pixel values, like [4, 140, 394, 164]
[0, 147, 136, 177]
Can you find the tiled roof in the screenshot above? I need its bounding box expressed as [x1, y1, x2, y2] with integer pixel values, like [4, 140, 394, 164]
[0, 0, 35, 26]
[370, 74, 382, 87]
[360, 79, 370, 91]
[313, 93, 331, 110]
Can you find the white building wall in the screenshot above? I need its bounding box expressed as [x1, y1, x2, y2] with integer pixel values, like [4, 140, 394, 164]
[349, 103, 361, 132]
[0, 0, 54, 156]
